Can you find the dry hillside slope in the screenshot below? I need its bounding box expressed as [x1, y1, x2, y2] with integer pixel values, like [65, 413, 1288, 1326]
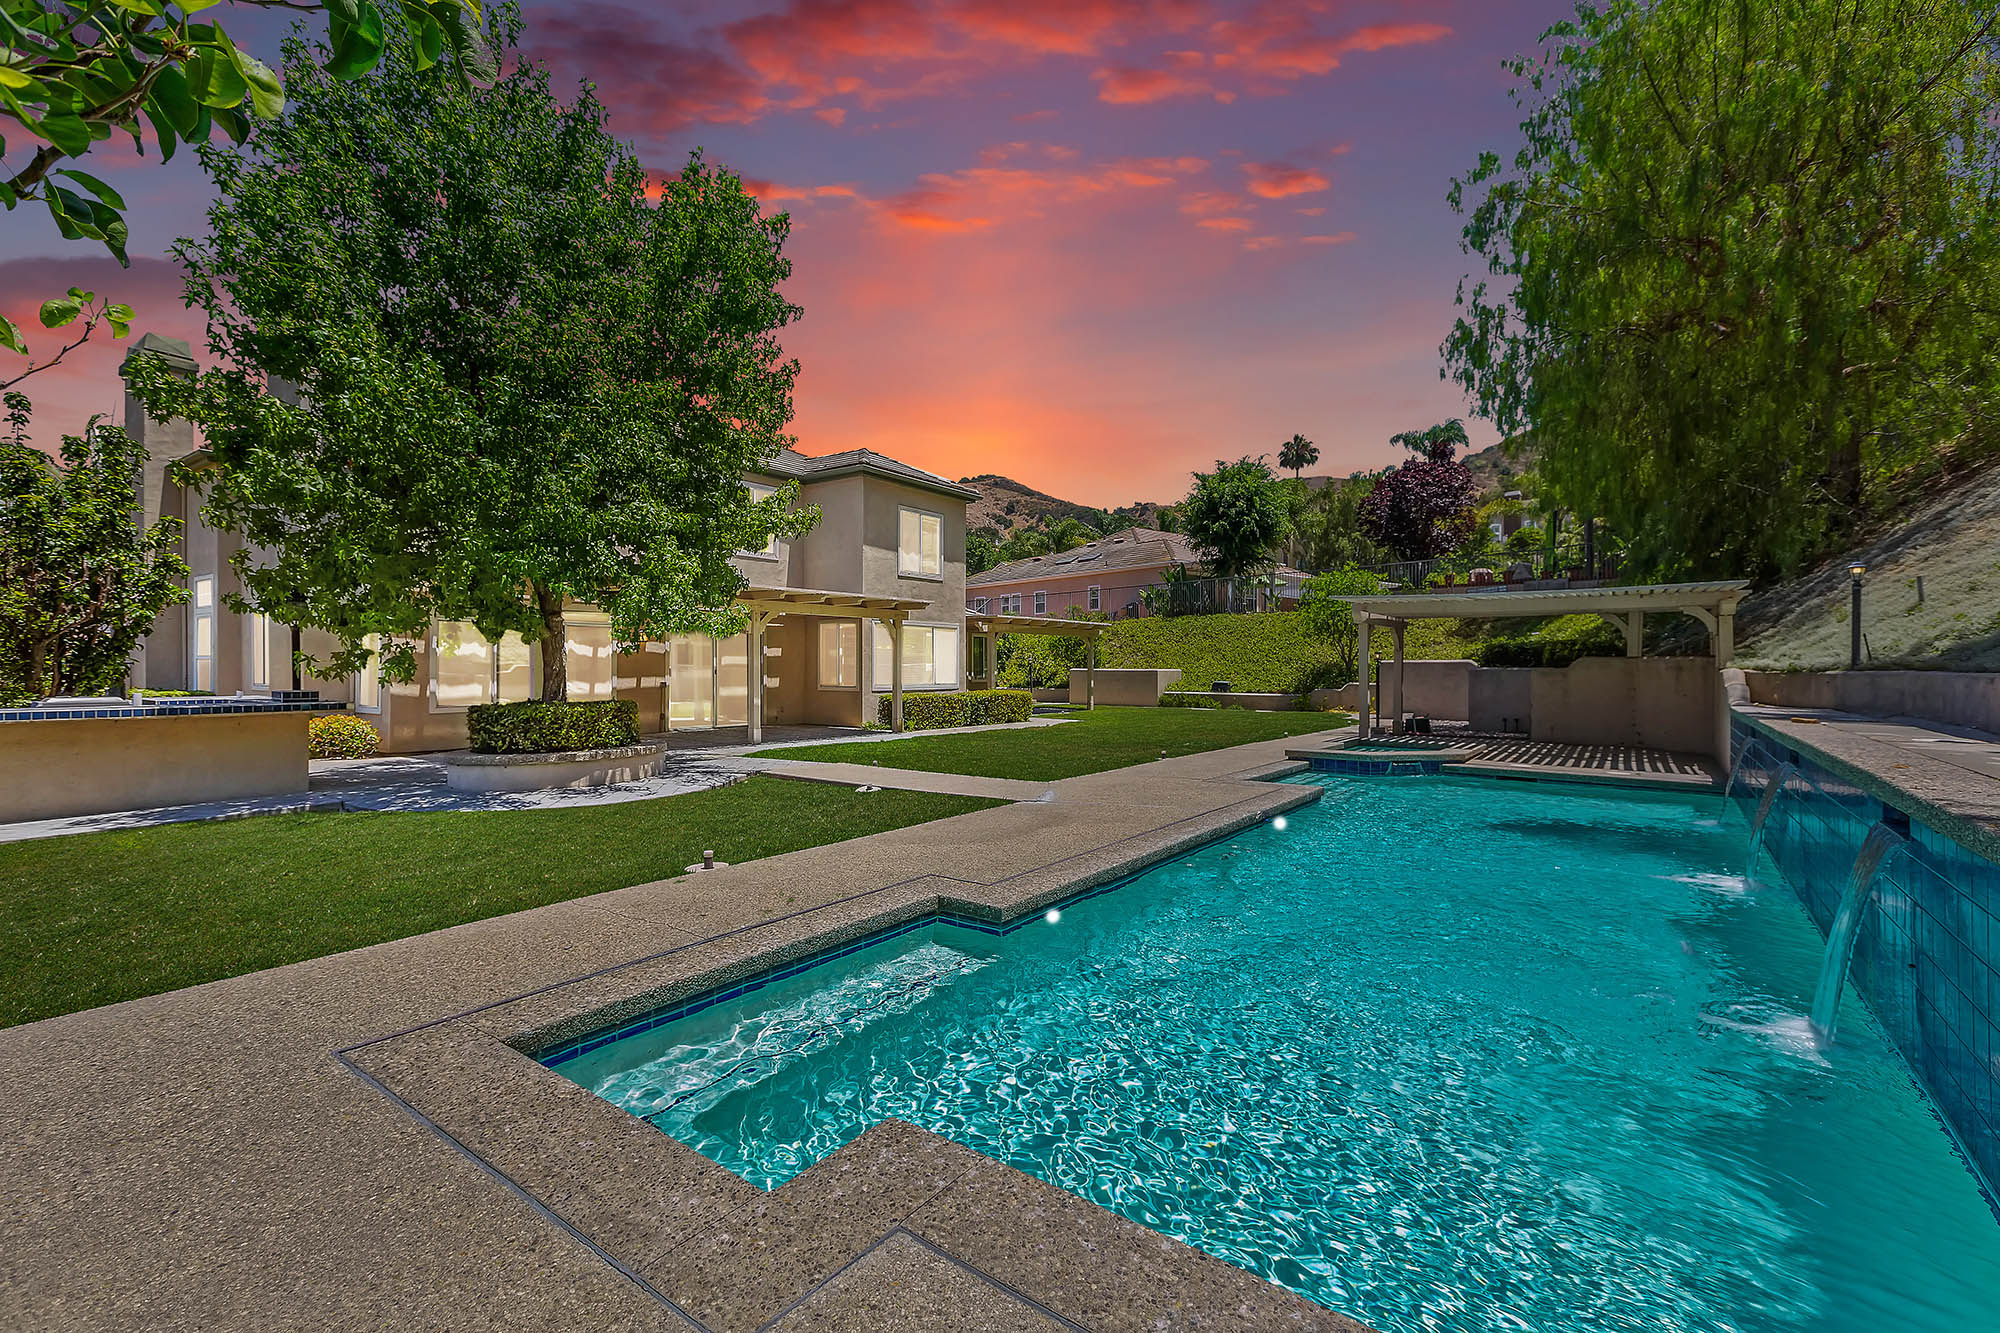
[1734, 462, 2000, 671]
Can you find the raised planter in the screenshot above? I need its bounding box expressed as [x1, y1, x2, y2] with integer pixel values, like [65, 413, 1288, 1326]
[438, 742, 667, 795]
[1069, 667, 1180, 707]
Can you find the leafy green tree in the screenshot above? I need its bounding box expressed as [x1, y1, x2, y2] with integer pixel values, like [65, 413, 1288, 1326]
[966, 528, 1001, 576]
[1297, 565, 1385, 684]
[1180, 456, 1289, 578]
[1446, 0, 2000, 580]
[997, 527, 1051, 562]
[1045, 516, 1097, 552]
[130, 11, 811, 699]
[1278, 432, 1319, 479]
[2, 0, 495, 373]
[0, 393, 188, 700]
[1293, 475, 1384, 572]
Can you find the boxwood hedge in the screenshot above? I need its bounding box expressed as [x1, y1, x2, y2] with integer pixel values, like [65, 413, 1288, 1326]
[876, 688, 1033, 730]
[1096, 611, 1477, 693]
[466, 699, 641, 754]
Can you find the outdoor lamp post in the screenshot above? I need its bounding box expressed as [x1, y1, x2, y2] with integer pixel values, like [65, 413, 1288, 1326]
[1849, 563, 1865, 668]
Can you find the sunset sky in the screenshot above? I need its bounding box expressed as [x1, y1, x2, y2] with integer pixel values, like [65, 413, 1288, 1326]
[2, 0, 1569, 508]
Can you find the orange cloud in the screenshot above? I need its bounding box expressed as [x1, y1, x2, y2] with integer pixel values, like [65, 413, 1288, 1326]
[1179, 189, 1255, 216]
[1301, 231, 1358, 245]
[1212, 12, 1453, 82]
[1243, 235, 1285, 251]
[1197, 216, 1253, 231]
[1093, 64, 1214, 104]
[814, 106, 848, 126]
[1243, 162, 1330, 198]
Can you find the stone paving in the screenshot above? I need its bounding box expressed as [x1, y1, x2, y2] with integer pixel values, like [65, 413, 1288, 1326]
[0, 733, 1362, 1333]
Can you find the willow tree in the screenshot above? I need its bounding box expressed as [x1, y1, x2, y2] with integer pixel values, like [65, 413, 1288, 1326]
[132, 9, 812, 697]
[1445, 0, 2000, 580]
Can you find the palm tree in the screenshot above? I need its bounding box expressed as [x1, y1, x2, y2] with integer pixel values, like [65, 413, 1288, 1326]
[1388, 418, 1469, 465]
[1046, 516, 1098, 552]
[1278, 432, 1319, 479]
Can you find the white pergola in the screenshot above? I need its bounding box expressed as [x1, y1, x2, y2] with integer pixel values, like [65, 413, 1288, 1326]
[963, 612, 1111, 708]
[735, 586, 932, 741]
[1338, 580, 1751, 763]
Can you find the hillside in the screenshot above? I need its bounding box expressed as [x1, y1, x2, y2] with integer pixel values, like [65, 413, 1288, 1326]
[959, 474, 1165, 536]
[1733, 461, 2000, 671]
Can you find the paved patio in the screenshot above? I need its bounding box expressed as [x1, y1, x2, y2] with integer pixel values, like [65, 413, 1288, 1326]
[0, 734, 1358, 1333]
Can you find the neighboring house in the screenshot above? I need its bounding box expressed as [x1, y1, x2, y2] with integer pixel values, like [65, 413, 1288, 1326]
[121, 335, 975, 753]
[968, 527, 1306, 620]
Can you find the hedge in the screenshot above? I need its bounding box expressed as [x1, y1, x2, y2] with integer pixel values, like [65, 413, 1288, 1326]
[1474, 615, 1624, 669]
[1095, 611, 1479, 694]
[1158, 691, 1225, 709]
[466, 699, 640, 754]
[309, 713, 382, 760]
[876, 688, 1034, 730]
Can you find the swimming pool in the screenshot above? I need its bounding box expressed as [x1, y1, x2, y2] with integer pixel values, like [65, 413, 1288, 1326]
[549, 775, 2000, 1332]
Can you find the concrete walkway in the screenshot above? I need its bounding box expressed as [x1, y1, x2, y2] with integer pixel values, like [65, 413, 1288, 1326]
[0, 734, 1356, 1333]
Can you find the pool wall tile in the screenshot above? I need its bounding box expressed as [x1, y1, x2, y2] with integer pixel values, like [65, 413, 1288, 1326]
[1734, 716, 2000, 1202]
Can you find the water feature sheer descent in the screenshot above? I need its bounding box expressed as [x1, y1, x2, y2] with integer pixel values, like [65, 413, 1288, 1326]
[1809, 822, 1907, 1042]
[1745, 762, 1798, 883]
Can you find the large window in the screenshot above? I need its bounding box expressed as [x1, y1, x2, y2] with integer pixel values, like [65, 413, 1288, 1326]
[565, 617, 616, 700]
[898, 506, 942, 577]
[250, 612, 271, 690]
[872, 622, 960, 690]
[354, 633, 381, 712]
[817, 621, 859, 688]
[433, 621, 534, 708]
[190, 575, 214, 692]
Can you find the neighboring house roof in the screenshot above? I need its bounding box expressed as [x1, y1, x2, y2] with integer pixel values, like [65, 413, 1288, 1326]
[968, 527, 1306, 589]
[762, 447, 979, 502]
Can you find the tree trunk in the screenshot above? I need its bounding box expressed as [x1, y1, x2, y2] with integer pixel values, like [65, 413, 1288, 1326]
[533, 582, 568, 701]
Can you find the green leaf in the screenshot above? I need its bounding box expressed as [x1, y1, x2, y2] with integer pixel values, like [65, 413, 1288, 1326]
[1, 315, 26, 356]
[142, 104, 178, 162]
[107, 303, 136, 323]
[325, 0, 361, 23]
[436, 3, 496, 82]
[54, 169, 126, 213]
[190, 46, 248, 109]
[408, 9, 444, 70]
[326, 3, 386, 80]
[39, 297, 84, 329]
[231, 49, 284, 118]
[178, 0, 226, 11]
[211, 106, 251, 145]
[34, 112, 93, 156]
[148, 66, 200, 138]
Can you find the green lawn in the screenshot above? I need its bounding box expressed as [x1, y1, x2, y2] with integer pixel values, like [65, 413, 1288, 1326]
[752, 705, 1353, 782]
[0, 776, 998, 1029]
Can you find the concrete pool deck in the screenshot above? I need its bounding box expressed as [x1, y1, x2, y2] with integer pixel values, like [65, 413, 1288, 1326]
[0, 734, 1365, 1333]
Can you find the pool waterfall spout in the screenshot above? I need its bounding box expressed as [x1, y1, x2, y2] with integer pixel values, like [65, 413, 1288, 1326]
[1744, 762, 1797, 882]
[1810, 822, 1906, 1043]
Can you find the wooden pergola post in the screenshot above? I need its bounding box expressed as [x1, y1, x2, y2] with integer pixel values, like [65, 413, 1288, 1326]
[889, 616, 905, 733]
[1086, 636, 1096, 710]
[1355, 608, 1372, 738]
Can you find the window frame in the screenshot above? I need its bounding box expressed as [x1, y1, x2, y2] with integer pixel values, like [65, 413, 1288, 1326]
[353, 633, 383, 714]
[1087, 585, 1101, 612]
[1033, 591, 1047, 615]
[897, 505, 944, 578]
[429, 620, 539, 712]
[871, 621, 962, 691]
[249, 611, 271, 690]
[817, 620, 860, 690]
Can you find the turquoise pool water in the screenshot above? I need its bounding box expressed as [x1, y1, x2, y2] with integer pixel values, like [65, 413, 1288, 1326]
[552, 776, 2000, 1332]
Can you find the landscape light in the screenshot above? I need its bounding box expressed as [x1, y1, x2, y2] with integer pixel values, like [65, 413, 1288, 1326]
[1849, 565, 1865, 667]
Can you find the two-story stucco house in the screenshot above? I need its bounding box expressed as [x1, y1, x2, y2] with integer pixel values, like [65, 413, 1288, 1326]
[121, 334, 975, 753]
[968, 526, 1307, 620]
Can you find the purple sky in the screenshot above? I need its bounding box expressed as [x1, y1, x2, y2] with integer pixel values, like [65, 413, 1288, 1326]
[3, 1, 1570, 506]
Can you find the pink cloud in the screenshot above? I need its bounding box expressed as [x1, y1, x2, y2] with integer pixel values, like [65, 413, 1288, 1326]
[814, 106, 848, 126]
[1243, 162, 1330, 198]
[1092, 64, 1214, 104]
[1197, 216, 1253, 232]
[1300, 231, 1358, 245]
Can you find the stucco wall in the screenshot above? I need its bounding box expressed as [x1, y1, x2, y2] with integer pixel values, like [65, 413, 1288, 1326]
[1393, 659, 1474, 720]
[1068, 667, 1180, 706]
[1531, 656, 1717, 754]
[1468, 669, 1533, 734]
[975, 567, 1160, 619]
[1739, 669, 2000, 733]
[0, 712, 309, 822]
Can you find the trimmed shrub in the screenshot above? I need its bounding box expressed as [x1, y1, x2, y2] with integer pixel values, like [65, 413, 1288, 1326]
[1099, 611, 1479, 694]
[876, 688, 1033, 730]
[1474, 617, 1624, 669]
[309, 712, 381, 760]
[1159, 691, 1224, 708]
[466, 699, 640, 754]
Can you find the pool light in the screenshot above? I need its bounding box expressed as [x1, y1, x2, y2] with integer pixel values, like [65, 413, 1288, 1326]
[1045, 909, 1061, 924]
[1272, 816, 1288, 831]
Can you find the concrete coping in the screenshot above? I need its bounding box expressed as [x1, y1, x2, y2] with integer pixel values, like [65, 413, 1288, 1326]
[445, 742, 669, 768]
